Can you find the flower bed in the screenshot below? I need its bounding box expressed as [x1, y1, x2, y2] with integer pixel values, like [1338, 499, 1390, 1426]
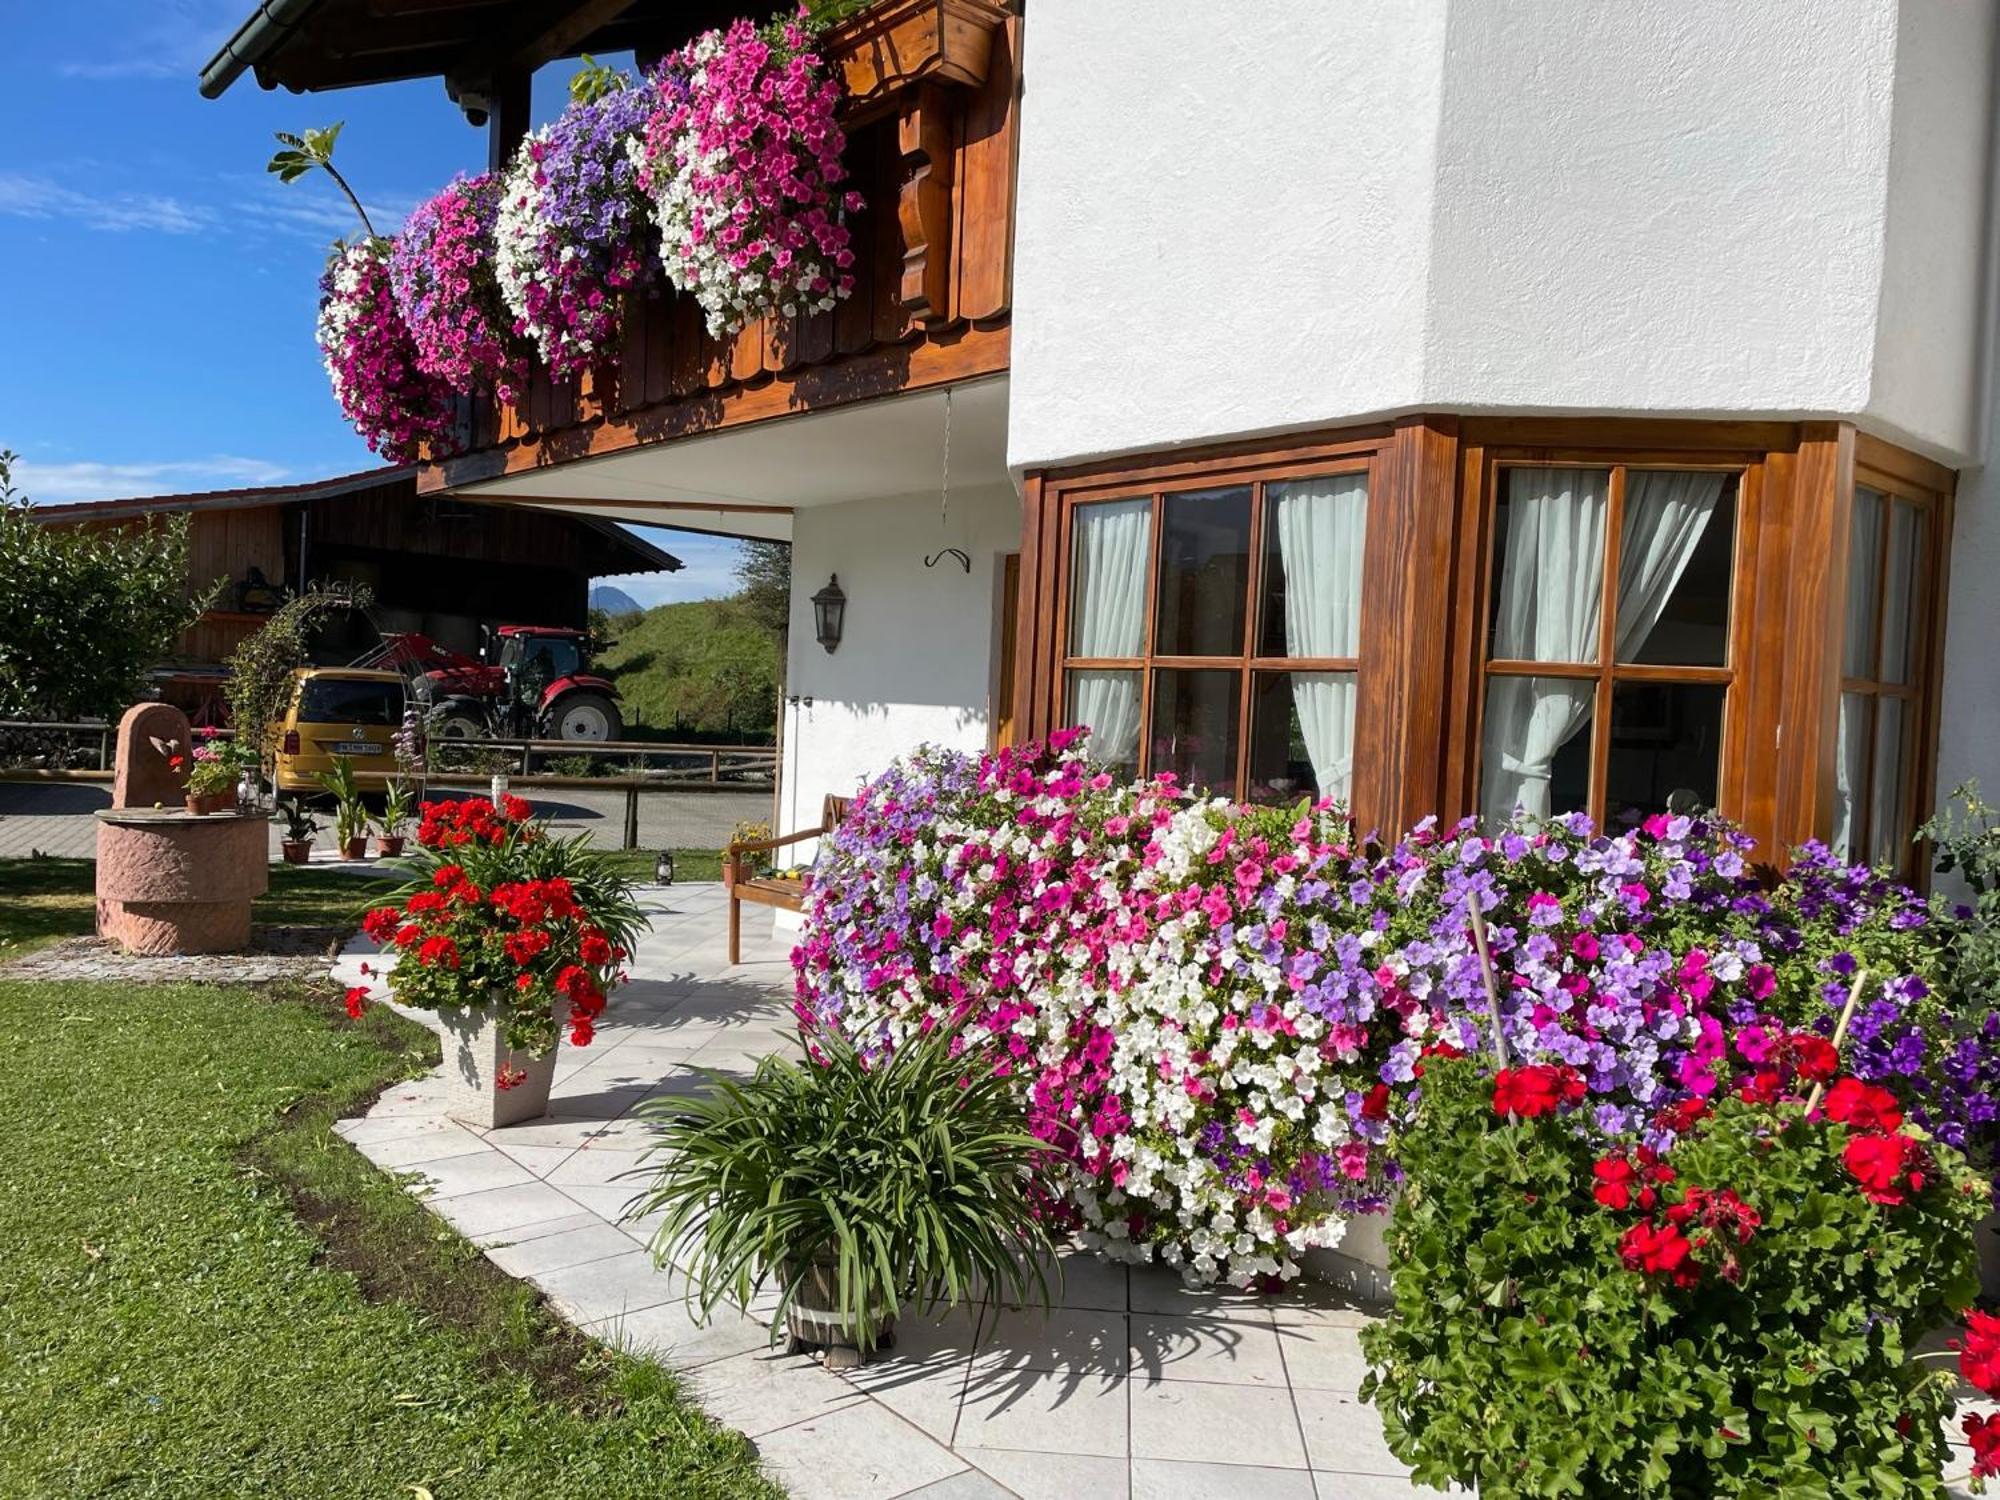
[796, 737, 2000, 1281]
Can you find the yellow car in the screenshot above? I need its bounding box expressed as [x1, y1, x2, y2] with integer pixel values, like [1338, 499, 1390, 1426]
[270, 667, 410, 795]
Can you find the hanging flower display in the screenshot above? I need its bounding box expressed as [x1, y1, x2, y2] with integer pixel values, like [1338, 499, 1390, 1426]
[315, 237, 461, 464]
[795, 735, 2000, 1288]
[633, 14, 861, 339]
[494, 81, 655, 382]
[389, 173, 532, 403]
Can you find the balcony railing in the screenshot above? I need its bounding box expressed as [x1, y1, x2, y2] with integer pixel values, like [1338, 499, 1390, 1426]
[422, 0, 1018, 492]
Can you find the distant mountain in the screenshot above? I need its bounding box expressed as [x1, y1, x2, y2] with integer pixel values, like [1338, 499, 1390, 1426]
[591, 584, 643, 617]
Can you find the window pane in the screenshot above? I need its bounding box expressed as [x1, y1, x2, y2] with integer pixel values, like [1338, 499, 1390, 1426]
[1066, 669, 1142, 777]
[1620, 472, 1737, 667]
[1879, 501, 1925, 686]
[1155, 487, 1252, 658]
[1259, 473, 1367, 659]
[1832, 692, 1872, 863]
[1605, 681, 1724, 821]
[1842, 487, 1884, 679]
[1870, 696, 1910, 868]
[1068, 498, 1153, 657]
[1150, 668, 1241, 796]
[1248, 670, 1356, 806]
[1488, 468, 1610, 664]
[1479, 674, 1594, 825]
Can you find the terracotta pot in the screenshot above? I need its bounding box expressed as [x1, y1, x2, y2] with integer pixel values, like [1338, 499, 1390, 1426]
[438, 1000, 564, 1129]
[376, 834, 406, 857]
[341, 836, 368, 859]
[781, 1257, 896, 1369]
[280, 839, 313, 865]
[184, 791, 232, 815]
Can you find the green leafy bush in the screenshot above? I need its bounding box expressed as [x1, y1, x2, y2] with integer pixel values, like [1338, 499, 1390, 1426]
[631, 1028, 1055, 1356]
[0, 450, 214, 720]
[1361, 1057, 1989, 1499]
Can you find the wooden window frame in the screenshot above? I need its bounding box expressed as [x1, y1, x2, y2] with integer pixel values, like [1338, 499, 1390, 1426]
[1464, 450, 1758, 829]
[1834, 442, 1954, 875]
[1054, 453, 1377, 799]
[1018, 417, 1955, 868]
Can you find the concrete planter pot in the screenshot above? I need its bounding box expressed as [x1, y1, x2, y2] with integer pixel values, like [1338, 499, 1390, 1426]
[781, 1257, 896, 1370]
[438, 1003, 562, 1130]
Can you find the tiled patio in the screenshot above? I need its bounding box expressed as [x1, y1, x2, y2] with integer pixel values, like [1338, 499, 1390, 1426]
[330, 883, 1989, 1500]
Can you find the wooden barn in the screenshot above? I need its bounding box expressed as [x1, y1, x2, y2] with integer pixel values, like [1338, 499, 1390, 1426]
[33, 466, 679, 719]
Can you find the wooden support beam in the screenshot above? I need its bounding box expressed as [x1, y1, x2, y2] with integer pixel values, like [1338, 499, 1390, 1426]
[896, 82, 957, 327]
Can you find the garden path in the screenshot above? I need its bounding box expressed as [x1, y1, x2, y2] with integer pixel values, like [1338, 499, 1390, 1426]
[331, 884, 1989, 1500]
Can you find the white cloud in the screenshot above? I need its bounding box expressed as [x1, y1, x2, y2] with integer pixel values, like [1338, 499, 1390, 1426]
[58, 0, 245, 82]
[13, 455, 292, 504]
[0, 172, 212, 235]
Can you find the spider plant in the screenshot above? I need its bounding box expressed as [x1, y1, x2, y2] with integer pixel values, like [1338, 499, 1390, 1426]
[632, 1028, 1056, 1359]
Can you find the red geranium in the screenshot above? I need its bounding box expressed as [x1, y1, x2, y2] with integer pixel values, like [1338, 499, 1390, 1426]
[343, 985, 368, 1019]
[1842, 1130, 1928, 1206]
[1360, 1082, 1392, 1122]
[1592, 1156, 1638, 1210]
[1958, 1309, 2000, 1398]
[1823, 1077, 1904, 1133]
[1789, 1033, 1839, 1083]
[1966, 1412, 2000, 1481]
[1618, 1221, 1697, 1285]
[1493, 1064, 1586, 1119]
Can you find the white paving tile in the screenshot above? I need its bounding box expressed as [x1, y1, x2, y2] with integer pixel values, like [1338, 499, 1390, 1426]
[962, 1449, 1130, 1500]
[532, 1249, 677, 1323]
[955, 1367, 1128, 1458]
[1129, 1380, 1308, 1468]
[407, 1151, 537, 1200]
[428, 1181, 580, 1240]
[1131, 1458, 1316, 1500]
[684, 1350, 868, 1440]
[751, 1399, 966, 1500]
[483, 1222, 640, 1279]
[1294, 1388, 1408, 1477]
[1130, 1313, 1289, 1388]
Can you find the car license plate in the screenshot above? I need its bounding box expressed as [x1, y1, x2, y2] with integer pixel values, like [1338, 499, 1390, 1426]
[332, 741, 384, 755]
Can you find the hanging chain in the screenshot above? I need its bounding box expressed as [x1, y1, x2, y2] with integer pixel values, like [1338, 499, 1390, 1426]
[940, 385, 953, 528]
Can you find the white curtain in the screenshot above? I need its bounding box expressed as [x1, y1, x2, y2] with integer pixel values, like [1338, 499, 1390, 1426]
[1831, 488, 1883, 858]
[1480, 469, 1609, 823]
[1068, 498, 1151, 768]
[1479, 468, 1724, 824]
[1273, 474, 1366, 802]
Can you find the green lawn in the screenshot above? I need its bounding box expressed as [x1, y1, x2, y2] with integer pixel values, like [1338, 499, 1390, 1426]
[0, 864, 781, 1499]
[0, 857, 403, 959]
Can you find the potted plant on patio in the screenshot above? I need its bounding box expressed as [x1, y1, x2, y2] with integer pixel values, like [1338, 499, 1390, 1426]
[317, 755, 370, 858]
[374, 775, 413, 857]
[631, 1028, 1056, 1369]
[277, 797, 319, 864]
[358, 795, 641, 1128]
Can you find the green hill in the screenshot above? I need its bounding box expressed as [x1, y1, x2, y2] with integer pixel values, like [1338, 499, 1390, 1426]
[595, 596, 779, 742]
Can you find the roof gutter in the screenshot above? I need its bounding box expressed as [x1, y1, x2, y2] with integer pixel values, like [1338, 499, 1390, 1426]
[198, 0, 326, 99]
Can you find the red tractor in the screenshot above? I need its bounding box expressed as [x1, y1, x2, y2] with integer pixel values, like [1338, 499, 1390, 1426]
[363, 625, 624, 742]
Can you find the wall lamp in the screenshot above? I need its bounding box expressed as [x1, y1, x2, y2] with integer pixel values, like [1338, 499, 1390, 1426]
[811, 574, 846, 654]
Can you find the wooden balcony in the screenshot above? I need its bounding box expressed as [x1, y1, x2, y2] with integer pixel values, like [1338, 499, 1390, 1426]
[421, 0, 1019, 494]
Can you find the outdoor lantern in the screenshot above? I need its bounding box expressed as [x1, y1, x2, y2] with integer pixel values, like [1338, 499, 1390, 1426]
[811, 574, 846, 654]
[655, 849, 676, 886]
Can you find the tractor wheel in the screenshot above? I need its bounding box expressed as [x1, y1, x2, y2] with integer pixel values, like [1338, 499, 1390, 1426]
[433, 708, 486, 740]
[550, 691, 621, 742]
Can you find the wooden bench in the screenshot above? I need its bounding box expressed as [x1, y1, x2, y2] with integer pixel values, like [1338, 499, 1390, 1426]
[724, 793, 852, 964]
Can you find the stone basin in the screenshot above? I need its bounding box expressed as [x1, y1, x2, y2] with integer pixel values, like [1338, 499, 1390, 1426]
[94, 808, 270, 955]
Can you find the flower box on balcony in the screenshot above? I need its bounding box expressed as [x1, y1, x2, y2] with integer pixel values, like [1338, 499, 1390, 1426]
[828, 0, 1010, 125]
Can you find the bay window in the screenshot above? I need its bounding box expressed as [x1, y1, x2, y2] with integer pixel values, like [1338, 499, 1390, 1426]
[1061, 467, 1369, 801]
[1024, 418, 1952, 872]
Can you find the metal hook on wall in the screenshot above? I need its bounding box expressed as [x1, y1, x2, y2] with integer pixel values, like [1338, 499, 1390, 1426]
[924, 547, 971, 573]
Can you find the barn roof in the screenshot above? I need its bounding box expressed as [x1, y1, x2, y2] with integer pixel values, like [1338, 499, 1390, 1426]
[28, 464, 683, 575]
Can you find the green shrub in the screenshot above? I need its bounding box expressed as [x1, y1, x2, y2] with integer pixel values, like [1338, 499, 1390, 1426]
[1361, 1057, 1989, 1499]
[631, 1028, 1056, 1355]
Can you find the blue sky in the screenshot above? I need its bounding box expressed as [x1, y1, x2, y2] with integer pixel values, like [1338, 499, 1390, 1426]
[0, 0, 742, 608]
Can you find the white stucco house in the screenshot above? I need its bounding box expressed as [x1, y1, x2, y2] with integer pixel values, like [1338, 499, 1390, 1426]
[211, 0, 2000, 893]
